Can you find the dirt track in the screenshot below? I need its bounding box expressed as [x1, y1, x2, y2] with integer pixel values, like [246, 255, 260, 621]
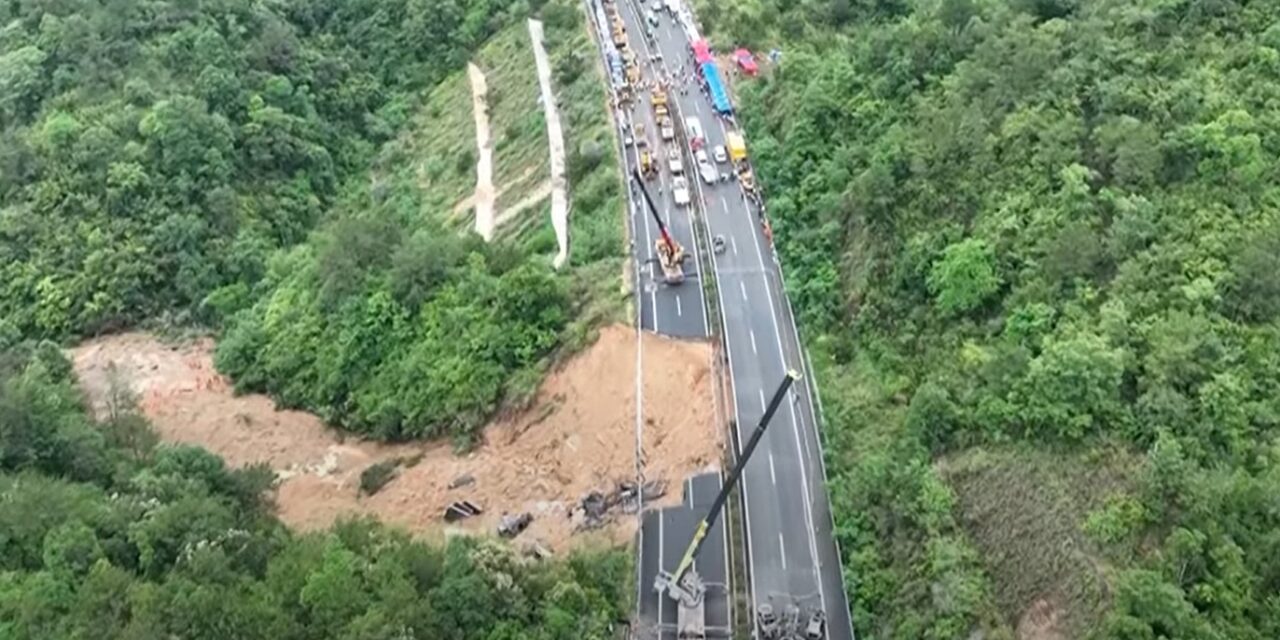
[528, 18, 570, 268]
[71, 325, 720, 551]
[467, 62, 497, 240]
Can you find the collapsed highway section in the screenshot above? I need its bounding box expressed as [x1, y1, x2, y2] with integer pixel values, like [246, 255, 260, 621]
[585, 0, 856, 638]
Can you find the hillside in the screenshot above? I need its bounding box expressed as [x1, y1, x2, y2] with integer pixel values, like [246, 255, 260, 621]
[213, 0, 629, 444]
[697, 0, 1280, 637]
[0, 340, 628, 640]
[0, 0, 629, 446]
[0, 0, 515, 339]
[70, 324, 720, 551]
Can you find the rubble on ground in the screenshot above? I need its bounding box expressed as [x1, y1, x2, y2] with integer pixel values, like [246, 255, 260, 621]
[521, 539, 554, 560]
[569, 478, 668, 531]
[445, 500, 483, 522]
[69, 325, 720, 552]
[498, 512, 534, 538]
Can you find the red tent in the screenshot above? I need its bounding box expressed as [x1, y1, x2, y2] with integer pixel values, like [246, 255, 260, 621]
[692, 39, 712, 63]
[734, 48, 758, 75]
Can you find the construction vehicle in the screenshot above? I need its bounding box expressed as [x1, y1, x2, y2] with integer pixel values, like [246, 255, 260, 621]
[738, 164, 756, 191]
[652, 88, 669, 118]
[640, 150, 656, 178]
[726, 131, 747, 162]
[632, 169, 686, 284]
[611, 18, 627, 48]
[654, 371, 818, 640]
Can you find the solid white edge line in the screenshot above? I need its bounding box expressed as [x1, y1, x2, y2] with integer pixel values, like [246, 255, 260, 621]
[760, 271, 829, 616]
[698, 133, 758, 637]
[657, 510, 665, 624]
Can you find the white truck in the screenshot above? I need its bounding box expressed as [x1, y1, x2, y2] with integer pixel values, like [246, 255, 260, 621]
[659, 116, 675, 141]
[695, 148, 718, 184]
[667, 146, 684, 174]
[672, 176, 690, 206]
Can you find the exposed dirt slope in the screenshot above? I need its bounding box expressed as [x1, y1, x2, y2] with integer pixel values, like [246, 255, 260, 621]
[71, 325, 719, 551]
[527, 18, 570, 268]
[467, 62, 497, 240]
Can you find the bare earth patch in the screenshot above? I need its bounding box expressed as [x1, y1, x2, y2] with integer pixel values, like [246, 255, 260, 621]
[527, 18, 570, 268]
[467, 62, 497, 241]
[1017, 598, 1068, 640]
[71, 325, 718, 552]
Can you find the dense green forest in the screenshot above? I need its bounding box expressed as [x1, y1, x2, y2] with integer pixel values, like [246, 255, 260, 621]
[214, 0, 624, 443]
[0, 0, 625, 443]
[0, 340, 628, 639]
[699, 0, 1280, 637]
[0, 0, 513, 338]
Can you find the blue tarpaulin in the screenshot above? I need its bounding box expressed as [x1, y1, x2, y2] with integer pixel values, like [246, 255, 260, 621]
[700, 61, 732, 115]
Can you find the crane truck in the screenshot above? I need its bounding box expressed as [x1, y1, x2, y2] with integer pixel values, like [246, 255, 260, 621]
[632, 169, 686, 285]
[654, 370, 826, 640]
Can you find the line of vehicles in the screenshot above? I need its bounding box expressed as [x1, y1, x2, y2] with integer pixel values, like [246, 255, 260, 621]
[629, 88, 751, 191]
[610, 0, 764, 290]
[601, 1, 836, 637]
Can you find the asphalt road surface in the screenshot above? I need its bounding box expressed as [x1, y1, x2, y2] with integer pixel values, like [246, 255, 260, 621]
[614, 34, 709, 338]
[637, 472, 731, 639]
[613, 2, 855, 639]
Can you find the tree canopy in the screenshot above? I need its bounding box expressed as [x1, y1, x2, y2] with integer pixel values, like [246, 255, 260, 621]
[705, 0, 1280, 635]
[0, 0, 519, 339]
[0, 341, 628, 640]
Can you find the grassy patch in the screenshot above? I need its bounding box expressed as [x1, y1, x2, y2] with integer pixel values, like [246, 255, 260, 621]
[476, 26, 549, 211]
[939, 445, 1140, 637]
[397, 71, 476, 221]
[386, 9, 622, 269]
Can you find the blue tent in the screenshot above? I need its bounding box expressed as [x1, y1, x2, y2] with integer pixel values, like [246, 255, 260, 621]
[700, 61, 732, 115]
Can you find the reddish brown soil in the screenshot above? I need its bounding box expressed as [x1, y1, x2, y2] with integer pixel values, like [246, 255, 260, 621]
[70, 324, 720, 551]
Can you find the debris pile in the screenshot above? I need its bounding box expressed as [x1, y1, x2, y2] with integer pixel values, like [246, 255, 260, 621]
[569, 478, 668, 531]
[757, 603, 826, 640]
[498, 512, 533, 538]
[445, 500, 483, 522]
[70, 325, 721, 552]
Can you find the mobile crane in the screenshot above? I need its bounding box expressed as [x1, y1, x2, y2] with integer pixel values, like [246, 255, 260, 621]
[654, 370, 825, 640]
[632, 168, 686, 284]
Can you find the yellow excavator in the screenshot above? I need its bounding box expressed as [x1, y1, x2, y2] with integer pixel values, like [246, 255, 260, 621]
[632, 169, 685, 284]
